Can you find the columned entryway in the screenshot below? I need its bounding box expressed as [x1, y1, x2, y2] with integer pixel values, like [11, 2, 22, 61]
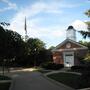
[63, 52, 74, 67]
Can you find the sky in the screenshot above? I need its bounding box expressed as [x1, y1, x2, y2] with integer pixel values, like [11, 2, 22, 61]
[0, 0, 90, 48]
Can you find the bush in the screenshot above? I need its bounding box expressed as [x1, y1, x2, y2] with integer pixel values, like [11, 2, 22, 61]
[41, 62, 64, 70]
[71, 66, 84, 71]
[0, 75, 11, 90]
[71, 65, 90, 72]
[0, 75, 11, 80]
[78, 71, 90, 88]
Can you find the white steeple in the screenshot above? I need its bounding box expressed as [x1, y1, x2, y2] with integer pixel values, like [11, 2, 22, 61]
[24, 17, 29, 41]
[66, 26, 76, 41]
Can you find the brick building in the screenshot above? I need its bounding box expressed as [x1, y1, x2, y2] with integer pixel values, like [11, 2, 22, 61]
[52, 26, 88, 67]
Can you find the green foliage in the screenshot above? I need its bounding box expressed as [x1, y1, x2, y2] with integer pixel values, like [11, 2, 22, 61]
[48, 46, 55, 50]
[0, 24, 26, 68]
[0, 75, 11, 90]
[48, 72, 90, 89]
[85, 21, 90, 30]
[85, 9, 90, 17]
[0, 75, 11, 80]
[25, 38, 52, 66]
[79, 41, 90, 51]
[84, 53, 90, 62]
[0, 22, 52, 67]
[79, 31, 90, 38]
[0, 82, 11, 90]
[41, 62, 64, 70]
[71, 65, 90, 72]
[27, 38, 45, 55]
[79, 9, 90, 38]
[79, 41, 90, 62]
[48, 72, 80, 89]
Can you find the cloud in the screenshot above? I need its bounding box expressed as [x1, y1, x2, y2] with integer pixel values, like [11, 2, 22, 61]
[71, 20, 88, 31]
[0, 0, 17, 12]
[9, 1, 82, 47]
[9, 1, 64, 35]
[85, 0, 90, 3]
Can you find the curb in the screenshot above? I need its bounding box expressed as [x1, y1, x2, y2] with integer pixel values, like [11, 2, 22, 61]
[44, 71, 81, 76]
[41, 73, 75, 90]
[42, 71, 90, 90]
[78, 88, 90, 90]
[0, 80, 12, 83]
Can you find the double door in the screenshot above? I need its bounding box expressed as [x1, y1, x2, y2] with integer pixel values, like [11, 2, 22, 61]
[63, 52, 74, 67]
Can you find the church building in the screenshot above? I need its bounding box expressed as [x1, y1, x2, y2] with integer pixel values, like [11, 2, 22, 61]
[52, 26, 88, 67]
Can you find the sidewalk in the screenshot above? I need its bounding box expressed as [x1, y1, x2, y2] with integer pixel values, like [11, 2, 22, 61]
[8, 71, 74, 90]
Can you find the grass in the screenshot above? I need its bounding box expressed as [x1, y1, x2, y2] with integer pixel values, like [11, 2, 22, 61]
[0, 75, 11, 80]
[47, 72, 90, 89]
[0, 75, 11, 90]
[38, 70, 51, 73]
[0, 82, 11, 90]
[34, 67, 51, 74]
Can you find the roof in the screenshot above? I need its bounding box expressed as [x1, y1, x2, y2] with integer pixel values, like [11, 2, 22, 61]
[52, 39, 88, 52]
[67, 26, 76, 31]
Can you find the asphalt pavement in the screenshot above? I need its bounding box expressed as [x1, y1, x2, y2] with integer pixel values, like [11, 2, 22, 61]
[8, 71, 74, 90]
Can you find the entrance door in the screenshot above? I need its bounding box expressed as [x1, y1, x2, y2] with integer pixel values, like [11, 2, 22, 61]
[63, 52, 74, 67]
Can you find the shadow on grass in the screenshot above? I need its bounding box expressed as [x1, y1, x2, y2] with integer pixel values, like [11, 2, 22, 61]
[47, 72, 90, 89]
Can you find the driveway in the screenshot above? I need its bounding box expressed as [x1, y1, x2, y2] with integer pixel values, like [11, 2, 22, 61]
[8, 70, 74, 90]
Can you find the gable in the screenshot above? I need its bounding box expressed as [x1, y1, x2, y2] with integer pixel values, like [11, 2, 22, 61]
[52, 39, 88, 51]
[58, 41, 82, 49]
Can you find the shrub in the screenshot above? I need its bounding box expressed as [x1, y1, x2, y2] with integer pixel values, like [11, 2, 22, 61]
[71, 65, 90, 72]
[71, 66, 84, 72]
[41, 62, 64, 70]
[78, 71, 90, 88]
[0, 75, 11, 90]
[0, 75, 11, 80]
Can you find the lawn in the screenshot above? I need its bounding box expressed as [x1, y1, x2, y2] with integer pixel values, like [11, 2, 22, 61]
[0, 75, 11, 80]
[47, 72, 90, 89]
[0, 75, 11, 90]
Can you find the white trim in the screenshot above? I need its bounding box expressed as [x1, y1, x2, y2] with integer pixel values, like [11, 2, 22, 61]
[52, 48, 88, 52]
[52, 39, 88, 52]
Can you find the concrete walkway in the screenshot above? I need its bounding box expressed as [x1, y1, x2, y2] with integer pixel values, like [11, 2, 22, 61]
[8, 70, 74, 90]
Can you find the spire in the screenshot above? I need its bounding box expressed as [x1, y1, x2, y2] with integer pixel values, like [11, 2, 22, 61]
[24, 17, 28, 41]
[25, 16, 27, 34]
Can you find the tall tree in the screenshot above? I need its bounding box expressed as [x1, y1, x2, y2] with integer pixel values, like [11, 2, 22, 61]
[0, 26, 7, 62]
[27, 38, 45, 55]
[0, 24, 26, 68]
[79, 9, 90, 38]
[26, 38, 46, 66]
[5, 30, 25, 64]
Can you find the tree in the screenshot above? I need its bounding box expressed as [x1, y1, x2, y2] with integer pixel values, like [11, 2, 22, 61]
[4, 30, 25, 67]
[84, 53, 90, 62]
[27, 38, 45, 55]
[48, 46, 55, 50]
[0, 23, 26, 70]
[26, 38, 46, 66]
[38, 49, 53, 65]
[0, 26, 7, 59]
[79, 9, 90, 38]
[79, 41, 90, 52]
[79, 41, 90, 63]
[85, 9, 90, 17]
